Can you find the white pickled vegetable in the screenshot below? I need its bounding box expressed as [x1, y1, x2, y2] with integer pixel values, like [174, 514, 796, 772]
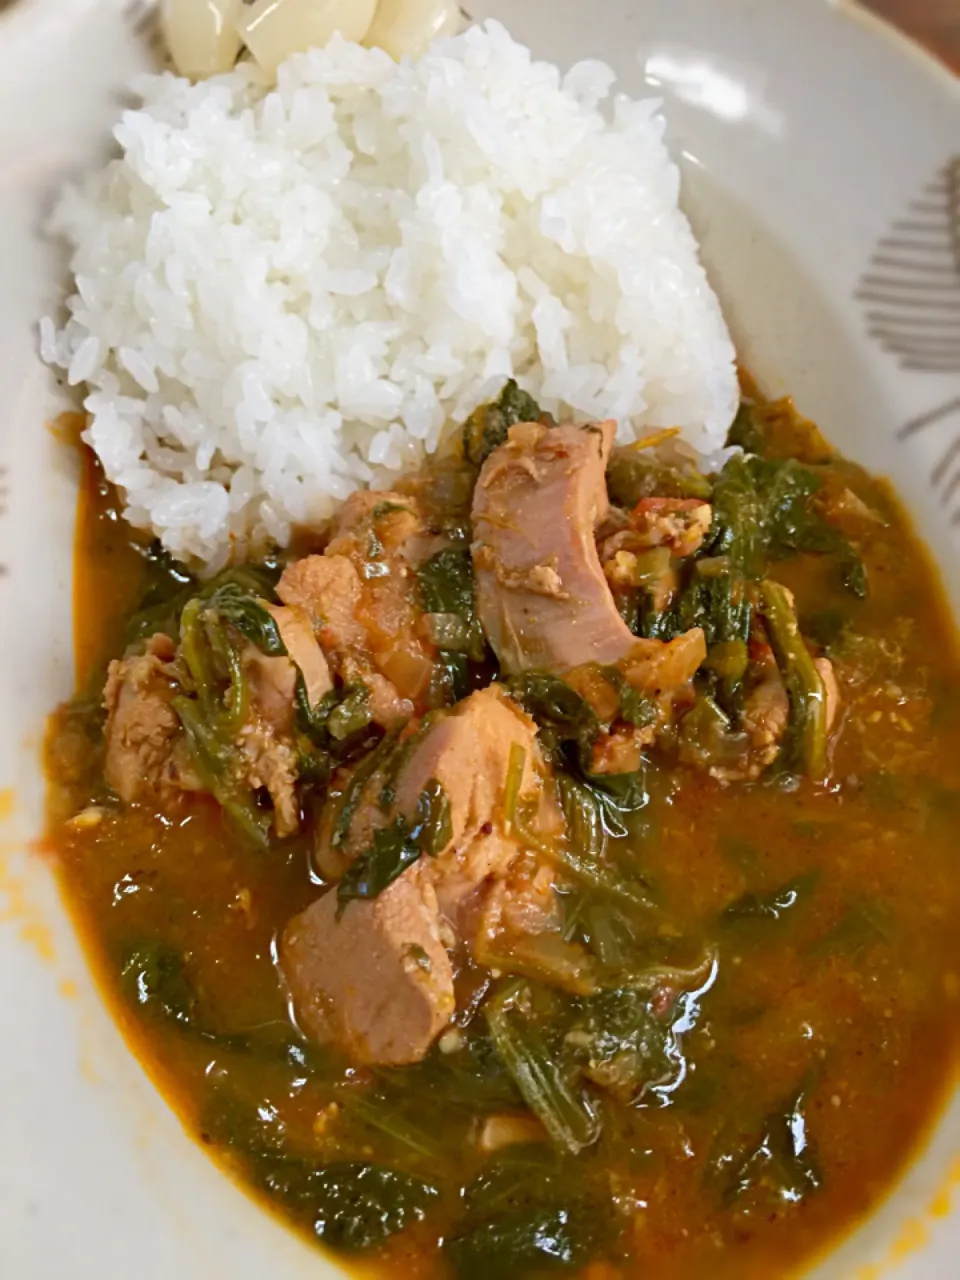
[239, 0, 378, 75]
[364, 0, 461, 60]
[161, 0, 243, 79]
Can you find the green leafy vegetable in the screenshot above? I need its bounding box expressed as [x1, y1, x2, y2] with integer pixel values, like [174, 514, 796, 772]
[506, 672, 648, 817]
[760, 580, 828, 779]
[723, 873, 818, 921]
[484, 980, 600, 1156]
[708, 453, 867, 597]
[418, 545, 489, 706]
[259, 1159, 439, 1252]
[555, 775, 653, 908]
[331, 729, 403, 851]
[564, 985, 675, 1105]
[172, 692, 273, 847]
[447, 1206, 588, 1279]
[337, 777, 452, 911]
[343, 1089, 454, 1162]
[296, 680, 372, 749]
[121, 940, 197, 1027]
[448, 1148, 603, 1279]
[705, 1087, 822, 1209]
[607, 452, 712, 507]
[462, 379, 548, 467]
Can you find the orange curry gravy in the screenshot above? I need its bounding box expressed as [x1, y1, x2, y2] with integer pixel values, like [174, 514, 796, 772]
[46, 407, 960, 1279]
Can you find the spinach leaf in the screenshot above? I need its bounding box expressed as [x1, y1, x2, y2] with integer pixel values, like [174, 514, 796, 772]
[705, 1087, 822, 1209]
[121, 941, 197, 1028]
[449, 1148, 603, 1279]
[337, 778, 452, 911]
[462, 380, 548, 467]
[296, 680, 372, 749]
[563, 986, 674, 1105]
[723, 873, 818, 921]
[642, 567, 751, 649]
[258, 1159, 439, 1252]
[761, 580, 829, 779]
[419, 546, 476, 618]
[506, 672, 648, 816]
[124, 540, 196, 645]
[331, 729, 403, 851]
[507, 673, 599, 748]
[485, 980, 601, 1156]
[447, 1206, 589, 1279]
[606, 453, 712, 507]
[708, 453, 866, 596]
[418, 545, 489, 705]
[204, 580, 286, 655]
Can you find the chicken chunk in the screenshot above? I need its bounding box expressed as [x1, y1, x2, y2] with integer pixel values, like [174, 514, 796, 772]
[281, 873, 455, 1065]
[472, 420, 640, 672]
[103, 634, 197, 803]
[241, 603, 332, 734]
[319, 685, 540, 914]
[287, 687, 545, 1064]
[277, 554, 414, 727]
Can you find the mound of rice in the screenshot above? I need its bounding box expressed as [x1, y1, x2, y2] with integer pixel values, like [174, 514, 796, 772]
[41, 20, 737, 566]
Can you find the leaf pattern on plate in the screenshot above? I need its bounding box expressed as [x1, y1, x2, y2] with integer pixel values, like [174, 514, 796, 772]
[856, 156, 960, 374]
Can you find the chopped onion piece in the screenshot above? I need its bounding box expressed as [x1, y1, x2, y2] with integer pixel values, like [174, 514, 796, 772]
[364, 0, 461, 60]
[239, 0, 378, 75]
[161, 0, 243, 79]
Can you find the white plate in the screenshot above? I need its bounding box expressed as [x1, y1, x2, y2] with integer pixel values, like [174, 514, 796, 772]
[0, 1, 957, 1276]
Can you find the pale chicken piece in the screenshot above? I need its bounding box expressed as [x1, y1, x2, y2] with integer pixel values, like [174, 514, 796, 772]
[241, 603, 332, 733]
[235, 603, 332, 837]
[472, 422, 707, 703]
[316, 685, 540, 913]
[281, 873, 455, 1066]
[472, 420, 640, 672]
[289, 687, 546, 1064]
[103, 634, 198, 803]
[277, 554, 414, 728]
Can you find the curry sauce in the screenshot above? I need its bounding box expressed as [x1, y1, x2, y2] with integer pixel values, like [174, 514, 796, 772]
[46, 392, 960, 1279]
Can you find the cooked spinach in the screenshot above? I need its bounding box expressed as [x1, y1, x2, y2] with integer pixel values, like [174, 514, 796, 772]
[563, 986, 674, 1105]
[723, 873, 818, 922]
[506, 671, 648, 816]
[447, 1206, 589, 1278]
[343, 1088, 456, 1163]
[419, 545, 489, 706]
[462, 379, 548, 467]
[337, 777, 452, 911]
[485, 980, 601, 1156]
[331, 728, 403, 851]
[761, 580, 829, 779]
[708, 453, 866, 596]
[296, 679, 372, 750]
[121, 940, 197, 1028]
[606, 453, 712, 507]
[705, 1087, 821, 1209]
[258, 1159, 439, 1252]
[449, 1147, 605, 1279]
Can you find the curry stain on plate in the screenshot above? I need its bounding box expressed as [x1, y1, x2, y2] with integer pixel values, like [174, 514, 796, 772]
[0, 792, 58, 964]
[855, 1155, 960, 1279]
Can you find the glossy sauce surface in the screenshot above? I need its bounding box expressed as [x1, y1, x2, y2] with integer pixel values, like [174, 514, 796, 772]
[46, 427, 960, 1279]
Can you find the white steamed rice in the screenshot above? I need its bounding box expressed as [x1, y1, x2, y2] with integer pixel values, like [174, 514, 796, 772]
[40, 20, 738, 566]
